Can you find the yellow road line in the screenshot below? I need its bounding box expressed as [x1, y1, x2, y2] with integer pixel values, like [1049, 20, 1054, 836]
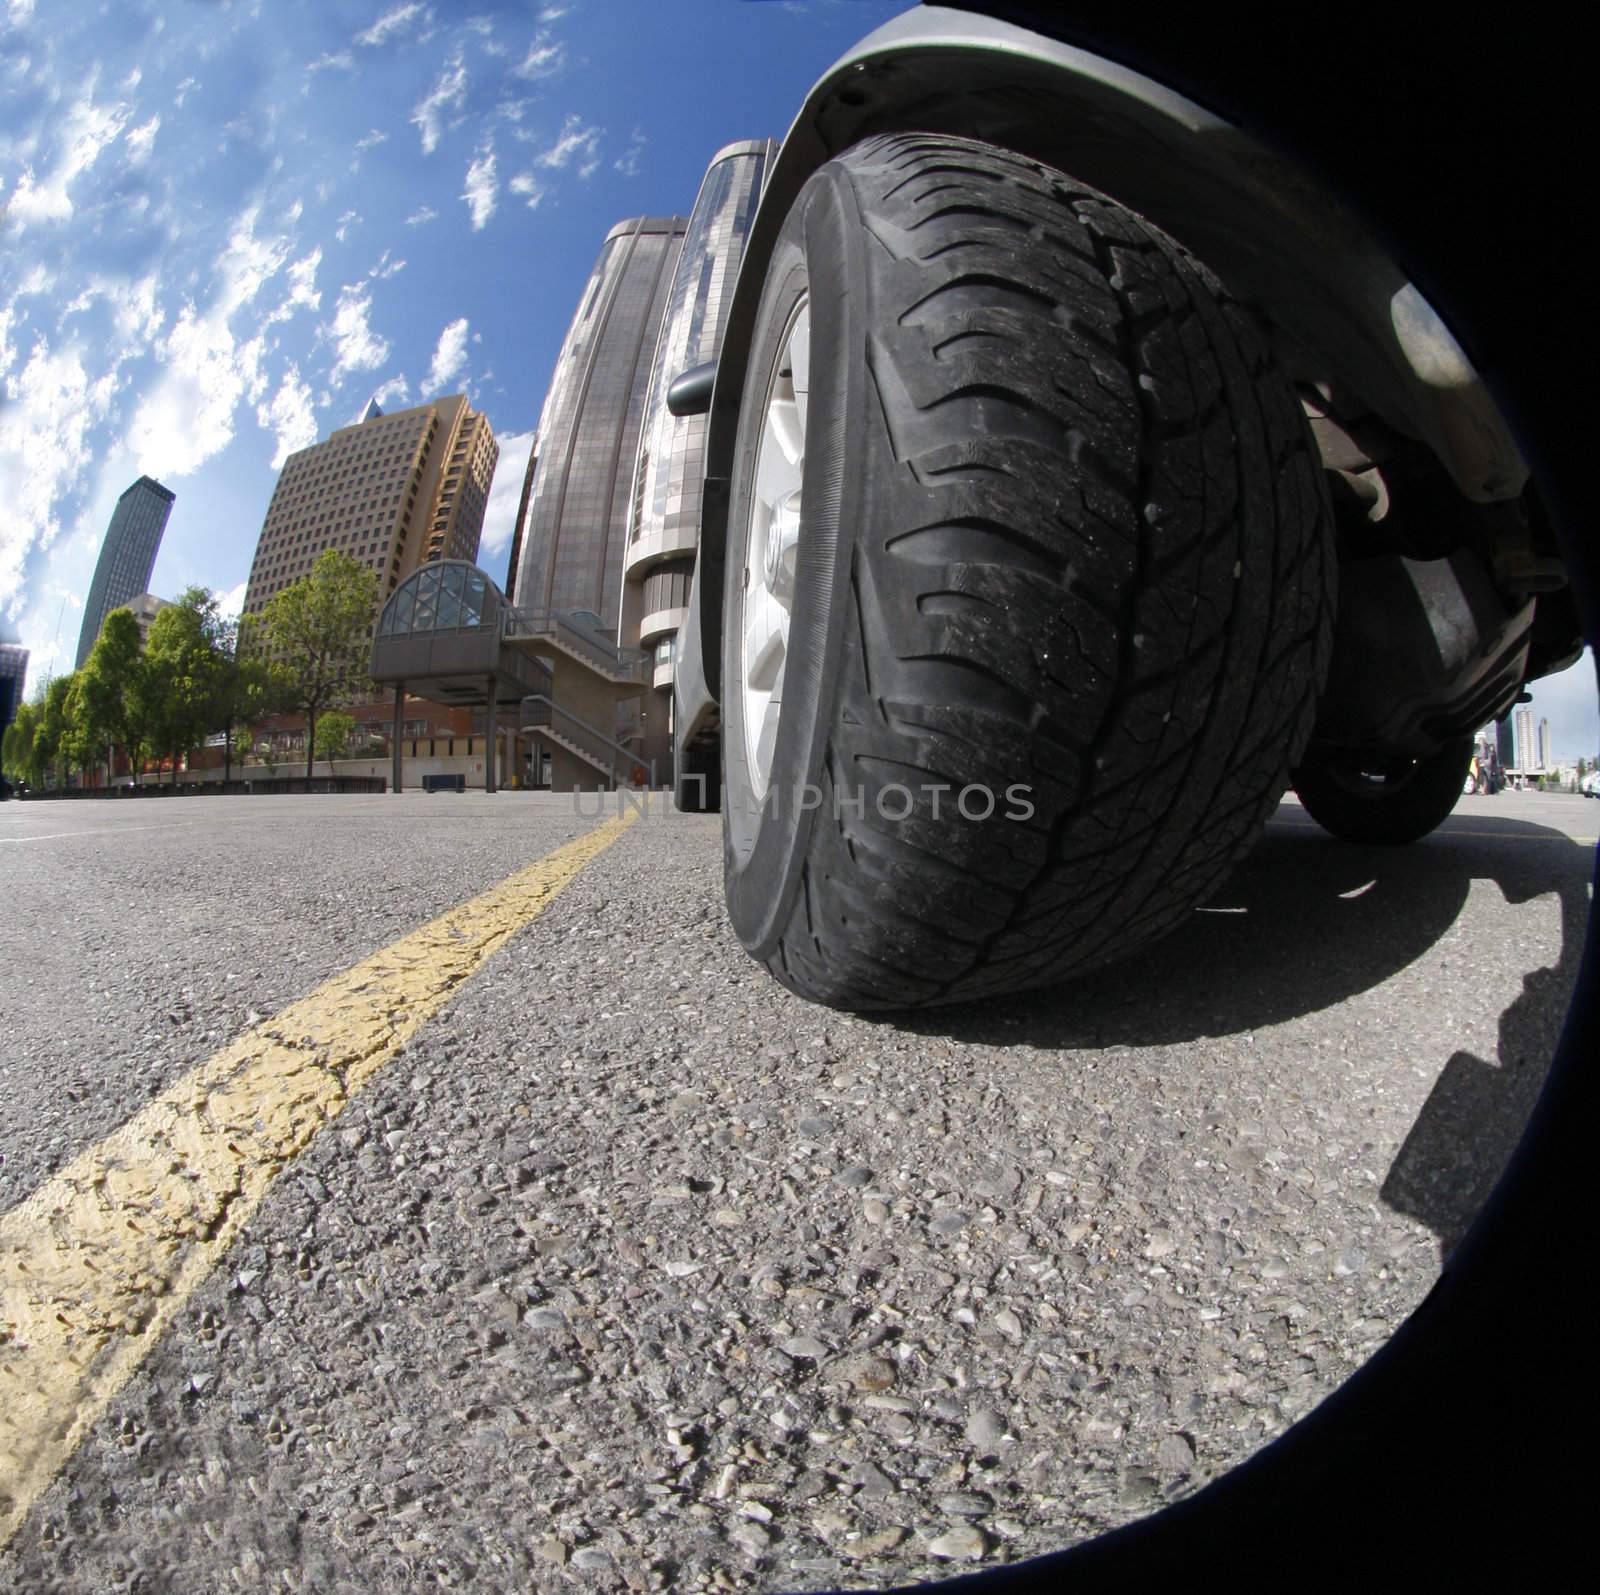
[0, 807, 636, 1550]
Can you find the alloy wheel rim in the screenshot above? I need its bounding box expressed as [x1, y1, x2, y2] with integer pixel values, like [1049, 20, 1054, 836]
[740, 294, 809, 801]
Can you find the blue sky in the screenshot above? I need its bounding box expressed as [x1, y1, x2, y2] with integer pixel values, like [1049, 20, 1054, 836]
[2, 0, 1594, 759]
[0, 0, 905, 673]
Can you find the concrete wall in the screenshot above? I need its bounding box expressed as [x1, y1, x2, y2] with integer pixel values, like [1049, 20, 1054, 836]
[179, 744, 535, 791]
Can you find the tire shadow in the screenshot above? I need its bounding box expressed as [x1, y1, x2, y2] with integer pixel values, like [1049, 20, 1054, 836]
[887, 806, 1594, 1256]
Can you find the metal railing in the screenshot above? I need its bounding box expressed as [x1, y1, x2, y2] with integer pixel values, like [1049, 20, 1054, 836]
[502, 607, 650, 684]
[520, 695, 656, 788]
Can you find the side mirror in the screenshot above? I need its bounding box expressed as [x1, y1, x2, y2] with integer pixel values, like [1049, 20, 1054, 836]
[666, 361, 717, 417]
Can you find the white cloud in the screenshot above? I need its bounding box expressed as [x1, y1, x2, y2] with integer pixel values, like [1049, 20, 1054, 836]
[410, 53, 467, 155]
[366, 372, 406, 409]
[468, 15, 507, 57]
[462, 147, 496, 230]
[0, 339, 119, 621]
[52, 271, 164, 360]
[614, 128, 646, 178]
[535, 114, 602, 175]
[335, 208, 360, 242]
[126, 305, 267, 478]
[370, 374, 409, 410]
[110, 273, 164, 350]
[508, 171, 546, 210]
[425, 316, 469, 392]
[479, 430, 533, 560]
[256, 363, 318, 468]
[307, 51, 354, 76]
[123, 205, 291, 478]
[123, 115, 160, 165]
[211, 204, 296, 317]
[404, 205, 438, 226]
[325, 283, 389, 384]
[264, 246, 321, 326]
[355, 128, 388, 152]
[357, 3, 429, 48]
[538, 6, 568, 22]
[513, 33, 564, 80]
[216, 580, 248, 623]
[368, 251, 405, 280]
[5, 74, 132, 231]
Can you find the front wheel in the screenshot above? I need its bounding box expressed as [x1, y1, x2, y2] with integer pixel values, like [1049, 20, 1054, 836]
[1293, 738, 1475, 844]
[721, 134, 1334, 1010]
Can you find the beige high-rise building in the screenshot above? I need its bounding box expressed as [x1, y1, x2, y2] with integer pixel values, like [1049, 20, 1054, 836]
[243, 395, 498, 617]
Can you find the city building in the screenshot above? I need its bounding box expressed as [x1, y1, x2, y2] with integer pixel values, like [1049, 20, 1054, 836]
[1495, 714, 1516, 775]
[122, 592, 170, 648]
[621, 140, 775, 775]
[243, 394, 498, 618]
[75, 476, 174, 667]
[507, 215, 689, 630]
[1, 642, 27, 734]
[1537, 716, 1553, 772]
[1513, 705, 1535, 771]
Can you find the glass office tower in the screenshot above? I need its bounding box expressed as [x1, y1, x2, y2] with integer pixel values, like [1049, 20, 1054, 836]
[75, 476, 174, 667]
[508, 215, 688, 630]
[0, 643, 27, 734]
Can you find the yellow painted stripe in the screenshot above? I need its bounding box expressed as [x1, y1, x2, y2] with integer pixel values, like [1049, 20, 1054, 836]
[0, 807, 636, 1549]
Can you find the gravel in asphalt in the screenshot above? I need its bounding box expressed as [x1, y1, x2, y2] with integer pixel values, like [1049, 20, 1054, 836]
[0, 789, 1590, 1591]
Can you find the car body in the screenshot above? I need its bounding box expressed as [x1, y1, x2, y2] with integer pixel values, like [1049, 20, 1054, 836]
[668, 3, 1585, 1010]
[675, 4, 1580, 785]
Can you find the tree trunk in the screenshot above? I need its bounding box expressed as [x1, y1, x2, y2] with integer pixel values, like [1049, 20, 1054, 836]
[223, 715, 233, 787]
[305, 708, 316, 784]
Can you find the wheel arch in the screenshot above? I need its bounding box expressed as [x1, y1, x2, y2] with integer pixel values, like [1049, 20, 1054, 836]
[683, 3, 1526, 733]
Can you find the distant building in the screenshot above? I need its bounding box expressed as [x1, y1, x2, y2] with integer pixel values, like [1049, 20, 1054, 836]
[0, 643, 27, 733]
[1513, 705, 1535, 770]
[122, 592, 170, 648]
[620, 141, 775, 775]
[1537, 716, 1553, 772]
[243, 394, 498, 618]
[76, 476, 174, 667]
[508, 215, 689, 629]
[1495, 714, 1516, 773]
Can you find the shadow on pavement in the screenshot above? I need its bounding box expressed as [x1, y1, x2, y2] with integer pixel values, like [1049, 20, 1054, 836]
[893, 810, 1594, 1257]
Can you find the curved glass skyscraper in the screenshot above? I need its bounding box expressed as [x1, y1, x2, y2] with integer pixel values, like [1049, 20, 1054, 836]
[75, 476, 173, 667]
[508, 216, 688, 629]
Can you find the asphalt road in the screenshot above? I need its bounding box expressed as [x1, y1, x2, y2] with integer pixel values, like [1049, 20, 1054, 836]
[0, 787, 1592, 1592]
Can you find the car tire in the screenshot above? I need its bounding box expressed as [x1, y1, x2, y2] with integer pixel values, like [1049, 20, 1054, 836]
[1292, 737, 1476, 844]
[721, 134, 1334, 1009]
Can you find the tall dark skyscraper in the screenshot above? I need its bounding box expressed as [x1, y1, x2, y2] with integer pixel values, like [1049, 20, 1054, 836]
[508, 215, 688, 630]
[75, 476, 174, 667]
[0, 643, 28, 734]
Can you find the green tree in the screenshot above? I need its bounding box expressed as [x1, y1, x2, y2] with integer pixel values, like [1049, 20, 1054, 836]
[79, 608, 153, 784]
[314, 710, 356, 774]
[37, 675, 75, 788]
[261, 550, 380, 782]
[3, 700, 38, 785]
[211, 610, 281, 785]
[143, 589, 225, 786]
[60, 673, 100, 786]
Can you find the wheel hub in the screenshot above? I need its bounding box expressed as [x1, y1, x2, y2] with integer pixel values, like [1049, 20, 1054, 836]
[740, 296, 809, 800]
